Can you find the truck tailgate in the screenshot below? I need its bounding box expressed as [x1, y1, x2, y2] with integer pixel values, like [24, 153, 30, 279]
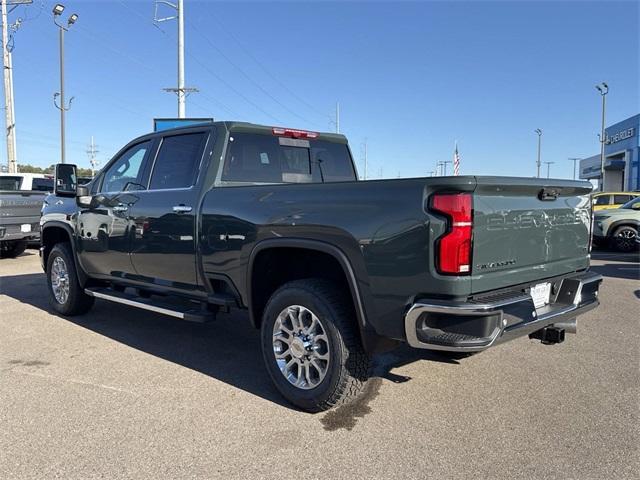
[471, 178, 592, 294]
[0, 192, 45, 220]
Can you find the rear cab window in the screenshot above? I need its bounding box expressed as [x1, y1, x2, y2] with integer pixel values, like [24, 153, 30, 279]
[0, 176, 22, 190]
[31, 177, 54, 192]
[221, 132, 356, 184]
[594, 195, 610, 206]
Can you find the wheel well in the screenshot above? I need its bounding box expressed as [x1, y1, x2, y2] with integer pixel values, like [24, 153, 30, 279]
[250, 247, 355, 328]
[41, 226, 71, 266]
[608, 222, 639, 236]
[611, 223, 638, 232]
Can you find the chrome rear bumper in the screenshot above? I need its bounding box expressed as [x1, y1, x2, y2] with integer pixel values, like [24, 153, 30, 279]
[404, 271, 603, 352]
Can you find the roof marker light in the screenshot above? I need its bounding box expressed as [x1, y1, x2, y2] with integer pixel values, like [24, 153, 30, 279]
[272, 127, 318, 139]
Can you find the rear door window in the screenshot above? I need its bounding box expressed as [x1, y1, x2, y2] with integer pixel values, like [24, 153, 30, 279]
[613, 194, 631, 204]
[149, 132, 207, 190]
[221, 133, 355, 183]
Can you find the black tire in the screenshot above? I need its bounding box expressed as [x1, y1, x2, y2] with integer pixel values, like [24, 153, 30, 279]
[261, 279, 370, 412]
[46, 243, 94, 316]
[0, 240, 27, 258]
[611, 225, 637, 252]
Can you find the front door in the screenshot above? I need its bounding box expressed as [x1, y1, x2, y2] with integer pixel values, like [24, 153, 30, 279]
[78, 140, 153, 278]
[128, 130, 210, 290]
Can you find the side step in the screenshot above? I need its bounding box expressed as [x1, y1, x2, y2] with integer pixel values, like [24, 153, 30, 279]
[85, 287, 216, 323]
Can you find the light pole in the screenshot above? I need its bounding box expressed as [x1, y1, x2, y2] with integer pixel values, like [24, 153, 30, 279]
[52, 4, 78, 164]
[543, 161, 555, 179]
[534, 128, 542, 177]
[439, 160, 452, 176]
[568, 157, 581, 180]
[595, 82, 608, 191]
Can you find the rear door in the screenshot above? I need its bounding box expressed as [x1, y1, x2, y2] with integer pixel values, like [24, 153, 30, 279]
[471, 178, 593, 293]
[128, 129, 211, 289]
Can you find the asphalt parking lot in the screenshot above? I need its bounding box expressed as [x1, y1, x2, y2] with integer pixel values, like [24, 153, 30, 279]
[1, 249, 638, 479]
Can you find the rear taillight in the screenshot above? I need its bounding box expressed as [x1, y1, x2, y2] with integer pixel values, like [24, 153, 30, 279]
[431, 192, 473, 275]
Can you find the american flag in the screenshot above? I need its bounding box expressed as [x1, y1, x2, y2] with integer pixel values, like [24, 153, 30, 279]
[453, 142, 460, 176]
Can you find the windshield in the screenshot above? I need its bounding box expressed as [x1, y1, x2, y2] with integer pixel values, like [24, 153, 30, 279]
[620, 197, 640, 209]
[0, 176, 22, 191]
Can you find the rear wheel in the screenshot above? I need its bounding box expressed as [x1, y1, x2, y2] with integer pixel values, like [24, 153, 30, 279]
[261, 279, 371, 412]
[611, 226, 637, 252]
[0, 240, 27, 258]
[46, 243, 94, 316]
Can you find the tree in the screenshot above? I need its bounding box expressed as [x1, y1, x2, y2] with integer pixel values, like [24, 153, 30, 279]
[17, 164, 48, 174]
[18, 164, 94, 177]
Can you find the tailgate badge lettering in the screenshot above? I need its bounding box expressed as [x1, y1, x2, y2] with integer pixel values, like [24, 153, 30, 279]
[476, 259, 516, 270]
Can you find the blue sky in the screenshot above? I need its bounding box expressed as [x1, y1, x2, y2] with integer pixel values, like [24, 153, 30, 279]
[5, 0, 639, 179]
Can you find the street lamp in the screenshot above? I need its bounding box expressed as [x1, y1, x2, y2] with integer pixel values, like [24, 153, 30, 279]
[543, 161, 555, 179]
[52, 4, 78, 164]
[568, 157, 581, 180]
[534, 129, 542, 178]
[595, 82, 608, 191]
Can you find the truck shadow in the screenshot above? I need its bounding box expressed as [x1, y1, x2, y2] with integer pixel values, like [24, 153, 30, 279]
[590, 263, 639, 280]
[0, 272, 459, 412]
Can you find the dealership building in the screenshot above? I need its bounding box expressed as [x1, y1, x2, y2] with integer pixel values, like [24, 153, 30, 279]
[579, 114, 639, 191]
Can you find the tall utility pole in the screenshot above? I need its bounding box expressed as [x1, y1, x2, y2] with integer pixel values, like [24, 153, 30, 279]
[53, 4, 78, 164]
[568, 157, 581, 180]
[544, 161, 554, 179]
[157, 0, 197, 118]
[534, 128, 542, 177]
[86, 136, 99, 176]
[1, 0, 17, 173]
[595, 82, 608, 191]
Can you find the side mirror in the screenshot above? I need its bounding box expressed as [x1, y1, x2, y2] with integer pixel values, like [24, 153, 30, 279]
[76, 185, 93, 208]
[54, 163, 78, 197]
[632, 203, 640, 210]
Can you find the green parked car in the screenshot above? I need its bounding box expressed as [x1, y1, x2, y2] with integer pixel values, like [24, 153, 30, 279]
[593, 197, 640, 252]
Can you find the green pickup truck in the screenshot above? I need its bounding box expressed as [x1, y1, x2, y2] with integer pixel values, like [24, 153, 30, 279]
[40, 122, 602, 411]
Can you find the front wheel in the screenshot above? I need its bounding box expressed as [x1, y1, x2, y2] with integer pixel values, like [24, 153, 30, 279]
[46, 243, 94, 316]
[261, 279, 371, 412]
[611, 226, 637, 252]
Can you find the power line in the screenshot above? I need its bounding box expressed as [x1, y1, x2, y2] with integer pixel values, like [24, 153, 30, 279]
[187, 19, 319, 127]
[115, 0, 282, 123]
[204, 12, 330, 121]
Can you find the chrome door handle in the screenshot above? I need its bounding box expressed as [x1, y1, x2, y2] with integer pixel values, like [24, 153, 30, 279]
[112, 204, 128, 213]
[172, 205, 193, 213]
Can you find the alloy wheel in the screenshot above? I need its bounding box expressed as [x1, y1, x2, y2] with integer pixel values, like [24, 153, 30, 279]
[51, 256, 70, 305]
[272, 305, 330, 390]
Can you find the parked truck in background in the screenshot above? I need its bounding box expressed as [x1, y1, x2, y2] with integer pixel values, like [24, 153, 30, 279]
[40, 122, 602, 411]
[0, 173, 52, 258]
